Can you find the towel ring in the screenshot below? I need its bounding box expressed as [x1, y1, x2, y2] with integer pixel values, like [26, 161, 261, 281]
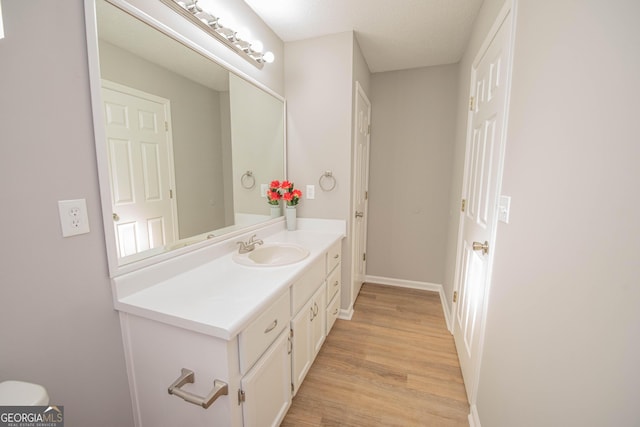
[319, 171, 336, 192]
[241, 171, 256, 189]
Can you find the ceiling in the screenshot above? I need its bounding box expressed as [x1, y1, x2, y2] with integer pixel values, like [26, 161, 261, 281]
[242, 0, 484, 73]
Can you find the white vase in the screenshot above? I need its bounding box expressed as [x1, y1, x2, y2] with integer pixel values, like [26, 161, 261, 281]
[270, 204, 281, 218]
[285, 205, 297, 231]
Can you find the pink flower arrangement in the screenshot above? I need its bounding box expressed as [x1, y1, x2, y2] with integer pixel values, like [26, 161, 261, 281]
[267, 179, 302, 207]
[267, 180, 282, 206]
[281, 180, 302, 206]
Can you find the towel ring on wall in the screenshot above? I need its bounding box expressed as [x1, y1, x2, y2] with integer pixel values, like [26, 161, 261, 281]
[319, 171, 336, 192]
[241, 171, 256, 189]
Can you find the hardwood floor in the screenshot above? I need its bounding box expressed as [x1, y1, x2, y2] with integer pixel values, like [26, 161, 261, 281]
[281, 283, 469, 427]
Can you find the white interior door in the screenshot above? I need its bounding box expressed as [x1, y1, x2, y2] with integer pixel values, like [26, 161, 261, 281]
[352, 81, 371, 302]
[101, 81, 177, 259]
[453, 8, 513, 403]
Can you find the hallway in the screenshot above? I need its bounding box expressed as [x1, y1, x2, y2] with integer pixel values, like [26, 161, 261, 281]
[282, 283, 469, 426]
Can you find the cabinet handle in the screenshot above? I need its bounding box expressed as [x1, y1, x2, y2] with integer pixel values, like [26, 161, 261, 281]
[313, 302, 319, 317]
[333, 254, 339, 259]
[264, 319, 278, 334]
[333, 308, 339, 315]
[333, 280, 339, 288]
[310, 306, 315, 321]
[168, 368, 228, 409]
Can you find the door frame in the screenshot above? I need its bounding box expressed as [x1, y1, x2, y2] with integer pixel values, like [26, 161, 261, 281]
[451, 0, 517, 407]
[350, 80, 372, 313]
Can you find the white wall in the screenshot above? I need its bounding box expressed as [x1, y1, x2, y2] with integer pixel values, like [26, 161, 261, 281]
[368, 65, 458, 285]
[474, 0, 640, 425]
[0, 0, 283, 425]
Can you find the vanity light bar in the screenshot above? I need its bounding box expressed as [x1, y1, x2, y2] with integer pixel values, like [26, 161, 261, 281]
[159, 0, 274, 69]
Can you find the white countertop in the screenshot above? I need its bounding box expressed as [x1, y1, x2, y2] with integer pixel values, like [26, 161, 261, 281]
[113, 223, 345, 340]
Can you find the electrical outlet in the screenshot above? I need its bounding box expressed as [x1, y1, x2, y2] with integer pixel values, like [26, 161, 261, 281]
[58, 199, 90, 237]
[306, 185, 315, 200]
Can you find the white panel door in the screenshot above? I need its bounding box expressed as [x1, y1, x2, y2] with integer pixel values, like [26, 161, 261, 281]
[352, 81, 371, 303]
[453, 10, 513, 403]
[101, 81, 177, 259]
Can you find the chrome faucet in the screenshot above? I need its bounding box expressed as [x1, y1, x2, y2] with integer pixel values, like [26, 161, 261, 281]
[237, 234, 264, 254]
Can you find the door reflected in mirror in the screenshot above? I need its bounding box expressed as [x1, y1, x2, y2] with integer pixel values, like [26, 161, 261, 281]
[93, 0, 285, 267]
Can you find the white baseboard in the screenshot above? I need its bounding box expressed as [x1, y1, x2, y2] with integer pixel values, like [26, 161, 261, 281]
[468, 404, 481, 427]
[338, 307, 354, 320]
[365, 275, 452, 332]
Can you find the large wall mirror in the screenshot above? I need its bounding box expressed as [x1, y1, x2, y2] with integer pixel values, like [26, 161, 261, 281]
[86, 0, 286, 276]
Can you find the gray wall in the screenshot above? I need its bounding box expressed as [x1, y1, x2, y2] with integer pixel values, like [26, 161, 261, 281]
[472, 0, 640, 425]
[368, 65, 458, 285]
[0, 1, 284, 426]
[229, 73, 285, 216]
[0, 1, 134, 426]
[285, 32, 357, 310]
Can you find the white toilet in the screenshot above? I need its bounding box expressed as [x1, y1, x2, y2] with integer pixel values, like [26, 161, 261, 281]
[0, 381, 49, 405]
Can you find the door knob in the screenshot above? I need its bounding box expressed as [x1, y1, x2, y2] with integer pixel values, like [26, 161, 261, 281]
[113, 213, 120, 221]
[355, 211, 364, 218]
[472, 241, 489, 255]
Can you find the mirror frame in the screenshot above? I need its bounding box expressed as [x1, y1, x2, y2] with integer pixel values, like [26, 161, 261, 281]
[84, 0, 287, 277]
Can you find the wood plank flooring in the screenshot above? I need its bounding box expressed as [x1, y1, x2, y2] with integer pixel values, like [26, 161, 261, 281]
[281, 283, 469, 427]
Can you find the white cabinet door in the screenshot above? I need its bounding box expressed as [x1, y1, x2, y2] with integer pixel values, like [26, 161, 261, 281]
[240, 329, 291, 427]
[291, 298, 313, 394]
[310, 284, 326, 357]
[291, 283, 327, 394]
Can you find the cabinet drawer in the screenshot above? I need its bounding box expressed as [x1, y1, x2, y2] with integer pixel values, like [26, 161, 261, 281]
[239, 290, 290, 374]
[327, 241, 341, 274]
[291, 258, 325, 315]
[326, 290, 340, 334]
[326, 264, 341, 303]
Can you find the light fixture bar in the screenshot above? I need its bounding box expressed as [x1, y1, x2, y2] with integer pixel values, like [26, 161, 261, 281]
[159, 0, 274, 69]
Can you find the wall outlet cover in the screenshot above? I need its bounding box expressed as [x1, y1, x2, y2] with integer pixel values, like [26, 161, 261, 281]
[58, 199, 90, 237]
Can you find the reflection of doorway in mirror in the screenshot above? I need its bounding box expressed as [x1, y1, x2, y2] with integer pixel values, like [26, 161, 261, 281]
[101, 80, 178, 259]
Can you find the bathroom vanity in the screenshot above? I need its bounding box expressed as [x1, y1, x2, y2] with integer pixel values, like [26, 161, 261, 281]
[112, 219, 345, 427]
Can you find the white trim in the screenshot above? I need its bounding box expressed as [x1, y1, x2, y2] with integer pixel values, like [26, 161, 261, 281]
[338, 308, 354, 321]
[0, 1, 5, 40]
[365, 275, 452, 332]
[350, 80, 372, 311]
[468, 404, 482, 427]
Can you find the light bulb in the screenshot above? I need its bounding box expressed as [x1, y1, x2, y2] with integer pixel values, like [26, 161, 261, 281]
[263, 51, 275, 63]
[235, 27, 250, 42]
[250, 40, 264, 53]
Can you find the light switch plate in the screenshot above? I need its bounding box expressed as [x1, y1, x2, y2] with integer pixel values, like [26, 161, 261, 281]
[58, 199, 90, 237]
[260, 184, 268, 198]
[498, 195, 511, 224]
[306, 185, 315, 200]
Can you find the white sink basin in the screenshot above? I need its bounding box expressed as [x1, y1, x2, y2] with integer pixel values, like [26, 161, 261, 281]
[233, 243, 310, 267]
